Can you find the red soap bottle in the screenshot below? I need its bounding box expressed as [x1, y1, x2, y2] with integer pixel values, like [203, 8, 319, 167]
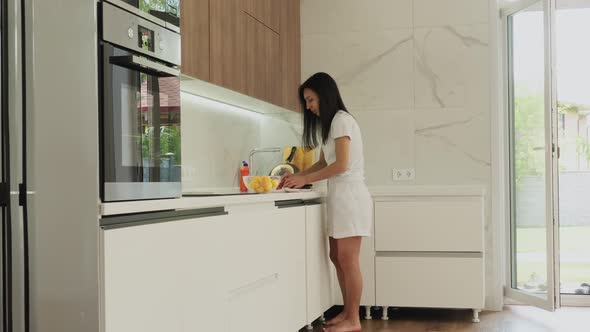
[240, 161, 250, 192]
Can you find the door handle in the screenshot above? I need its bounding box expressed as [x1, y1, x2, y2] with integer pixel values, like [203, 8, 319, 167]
[110, 55, 179, 77]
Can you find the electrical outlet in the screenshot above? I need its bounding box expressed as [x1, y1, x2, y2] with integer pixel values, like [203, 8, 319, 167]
[392, 168, 415, 181]
[392, 169, 403, 181]
[405, 168, 415, 180]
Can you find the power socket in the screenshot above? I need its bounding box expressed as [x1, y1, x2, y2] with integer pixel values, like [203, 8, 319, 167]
[392, 168, 415, 181]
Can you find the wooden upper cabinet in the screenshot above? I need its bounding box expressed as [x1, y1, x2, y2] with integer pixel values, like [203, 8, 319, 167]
[180, 0, 210, 81]
[244, 0, 281, 33]
[280, 0, 301, 111]
[209, 0, 246, 93]
[243, 14, 281, 105]
[265, 25, 282, 106]
[181, 0, 300, 112]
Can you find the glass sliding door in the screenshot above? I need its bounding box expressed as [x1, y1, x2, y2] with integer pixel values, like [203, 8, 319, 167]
[505, 0, 559, 311]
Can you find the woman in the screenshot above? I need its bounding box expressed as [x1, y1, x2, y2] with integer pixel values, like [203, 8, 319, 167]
[283, 72, 372, 332]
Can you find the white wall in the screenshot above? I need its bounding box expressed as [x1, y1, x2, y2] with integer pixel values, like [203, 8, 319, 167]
[301, 0, 501, 310]
[181, 92, 302, 191]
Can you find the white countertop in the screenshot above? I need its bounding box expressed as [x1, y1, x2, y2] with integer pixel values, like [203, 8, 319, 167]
[100, 190, 325, 216]
[100, 185, 486, 216]
[368, 185, 486, 197]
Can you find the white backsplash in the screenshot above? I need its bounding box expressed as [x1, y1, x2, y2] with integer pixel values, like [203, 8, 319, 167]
[301, 0, 491, 185]
[302, 29, 414, 112]
[181, 92, 302, 191]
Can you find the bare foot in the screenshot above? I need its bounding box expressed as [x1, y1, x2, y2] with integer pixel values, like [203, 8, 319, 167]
[323, 319, 361, 332]
[324, 312, 346, 326]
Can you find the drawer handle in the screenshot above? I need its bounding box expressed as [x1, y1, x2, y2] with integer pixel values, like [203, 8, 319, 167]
[227, 273, 279, 300]
[376, 251, 483, 258]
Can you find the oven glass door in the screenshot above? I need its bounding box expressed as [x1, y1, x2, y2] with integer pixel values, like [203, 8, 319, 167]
[120, 0, 180, 24]
[102, 44, 181, 201]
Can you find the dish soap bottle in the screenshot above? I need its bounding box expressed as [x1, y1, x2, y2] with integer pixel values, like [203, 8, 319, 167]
[239, 161, 250, 192]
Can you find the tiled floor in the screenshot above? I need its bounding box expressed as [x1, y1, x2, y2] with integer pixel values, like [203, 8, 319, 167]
[300, 305, 590, 332]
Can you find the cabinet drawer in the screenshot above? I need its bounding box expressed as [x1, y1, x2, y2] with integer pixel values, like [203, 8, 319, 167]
[374, 199, 483, 252]
[375, 254, 484, 309]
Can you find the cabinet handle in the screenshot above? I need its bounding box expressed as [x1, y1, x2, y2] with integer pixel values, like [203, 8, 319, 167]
[227, 273, 279, 300]
[376, 251, 482, 258]
[110, 55, 180, 77]
[100, 207, 227, 229]
[275, 199, 305, 208]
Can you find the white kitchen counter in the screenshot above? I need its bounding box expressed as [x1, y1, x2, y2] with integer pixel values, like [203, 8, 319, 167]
[100, 190, 325, 216]
[100, 185, 486, 216]
[369, 185, 486, 197]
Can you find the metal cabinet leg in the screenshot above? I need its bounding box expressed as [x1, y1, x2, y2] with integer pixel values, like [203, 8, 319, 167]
[320, 314, 326, 322]
[306, 324, 313, 330]
[472, 309, 481, 323]
[381, 306, 389, 320]
[364, 306, 372, 320]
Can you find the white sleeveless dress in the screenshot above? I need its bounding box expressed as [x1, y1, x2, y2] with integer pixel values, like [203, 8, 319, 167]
[322, 111, 373, 239]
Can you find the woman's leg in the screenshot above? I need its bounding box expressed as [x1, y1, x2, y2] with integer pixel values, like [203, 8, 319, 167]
[326, 237, 347, 325]
[325, 236, 362, 332]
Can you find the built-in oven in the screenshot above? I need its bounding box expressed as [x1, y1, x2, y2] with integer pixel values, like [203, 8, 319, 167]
[106, 0, 180, 32]
[99, 1, 181, 202]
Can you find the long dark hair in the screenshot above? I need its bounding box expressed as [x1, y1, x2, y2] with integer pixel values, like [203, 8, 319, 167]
[298, 72, 349, 150]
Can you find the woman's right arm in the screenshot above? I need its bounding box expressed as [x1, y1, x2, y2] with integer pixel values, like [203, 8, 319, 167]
[292, 150, 327, 176]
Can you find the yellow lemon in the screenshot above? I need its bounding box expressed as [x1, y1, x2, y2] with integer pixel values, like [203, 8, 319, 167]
[271, 179, 279, 187]
[264, 183, 272, 192]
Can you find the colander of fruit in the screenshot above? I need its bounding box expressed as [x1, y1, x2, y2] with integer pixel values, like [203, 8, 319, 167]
[243, 176, 282, 193]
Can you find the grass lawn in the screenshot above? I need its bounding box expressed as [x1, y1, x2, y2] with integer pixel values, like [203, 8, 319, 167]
[516, 226, 590, 287]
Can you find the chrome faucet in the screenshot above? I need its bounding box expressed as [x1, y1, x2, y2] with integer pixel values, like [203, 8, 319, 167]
[249, 147, 281, 176]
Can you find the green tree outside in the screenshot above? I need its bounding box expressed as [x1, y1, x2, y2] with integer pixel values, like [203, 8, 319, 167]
[140, 0, 168, 12]
[513, 87, 590, 185]
[513, 88, 546, 186]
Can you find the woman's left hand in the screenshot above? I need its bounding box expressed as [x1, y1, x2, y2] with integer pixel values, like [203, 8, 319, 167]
[283, 174, 308, 189]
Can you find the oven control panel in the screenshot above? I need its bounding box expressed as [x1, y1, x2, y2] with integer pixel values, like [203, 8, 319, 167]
[101, 1, 181, 66]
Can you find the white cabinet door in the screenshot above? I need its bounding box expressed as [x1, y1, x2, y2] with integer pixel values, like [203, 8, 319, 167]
[103, 205, 307, 332]
[305, 203, 332, 324]
[274, 206, 307, 332]
[375, 254, 485, 309]
[102, 213, 232, 332]
[224, 208, 279, 332]
[225, 205, 306, 332]
[374, 198, 484, 252]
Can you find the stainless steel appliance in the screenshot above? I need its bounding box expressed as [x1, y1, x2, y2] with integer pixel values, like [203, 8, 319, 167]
[99, 1, 182, 201]
[106, 0, 180, 32]
[3, 0, 102, 331]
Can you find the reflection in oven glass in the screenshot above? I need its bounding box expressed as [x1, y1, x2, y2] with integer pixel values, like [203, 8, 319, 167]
[137, 72, 181, 182]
